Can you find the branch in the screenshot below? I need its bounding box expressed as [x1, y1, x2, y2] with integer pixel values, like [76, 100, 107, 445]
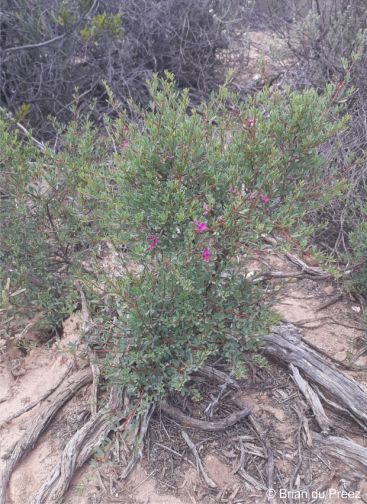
[4, 0, 99, 55]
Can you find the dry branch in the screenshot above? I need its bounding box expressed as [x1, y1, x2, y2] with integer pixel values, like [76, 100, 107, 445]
[313, 432, 367, 474]
[160, 402, 251, 431]
[264, 324, 367, 427]
[195, 366, 240, 390]
[120, 404, 155, 480]
[31, 386, 124, 504]
[290, 364, 332, 434]
[0, 367, 92, 504]
[0, 363, 73, 428]
[182, 431, 217, 489]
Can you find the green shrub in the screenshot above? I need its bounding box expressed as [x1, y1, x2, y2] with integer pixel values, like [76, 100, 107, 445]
[84, 75, 348, 401]
[0, 113, 106, 332]
[258, 1, 367, 255]
[1, 75, 348, 401]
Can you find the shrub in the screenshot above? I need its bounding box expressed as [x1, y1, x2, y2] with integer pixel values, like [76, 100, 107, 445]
[84, 75, 348, 400]
[0, 75, 348, 400]
[252, 0, 367, 255]
[0, 111, 107, 333]
[1, 0, 249, 139]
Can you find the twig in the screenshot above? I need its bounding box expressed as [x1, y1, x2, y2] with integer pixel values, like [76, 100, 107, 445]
[205, 372, 234, 418]
[154, 443, 195, 467]
[315, 293, 343, 312]
[4, 0, 99, 54]
[182, 430, 217, 489]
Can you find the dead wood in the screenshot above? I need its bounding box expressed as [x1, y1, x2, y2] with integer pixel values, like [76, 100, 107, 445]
[195, 366, 240, 390]
[0, 367, 92, 504]
[0, 362, 73, 428]
[159, 402, 251, 431]
[285, 253, 330, 278]
[263, 324, 367, 427]
[182, 431, 217, 489]
[289, 364, 332, 434]
[246, 415, 274, 498]
[313, 432, 367, 474]
[205, 371, 235, 419]
[31, 387, 124, 504]
[315, 293, 343, 312]
[120, 404, 155, 480]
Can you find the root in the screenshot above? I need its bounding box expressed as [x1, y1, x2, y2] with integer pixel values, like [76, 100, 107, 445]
[31, 386, 124, 504]
[0, 367, 92, 504]
[159, 402, 251, 431]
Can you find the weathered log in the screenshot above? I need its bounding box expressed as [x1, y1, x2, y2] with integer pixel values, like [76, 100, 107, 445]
[313, 432, 367, 474]
[31, 387, 124, 504]
[264, 324, 367, 427]
[0, 367, 92, 504]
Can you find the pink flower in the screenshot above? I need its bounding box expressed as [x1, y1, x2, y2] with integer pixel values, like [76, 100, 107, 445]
[203, 203, 211, 216]
[201, 247, 211, 262]
[260, 193, 270, 204]
[194, 221, 207, 234]
[228, 186, 238, 195]
[147, 235, 159, 251]
[122, 139, 129, 149]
